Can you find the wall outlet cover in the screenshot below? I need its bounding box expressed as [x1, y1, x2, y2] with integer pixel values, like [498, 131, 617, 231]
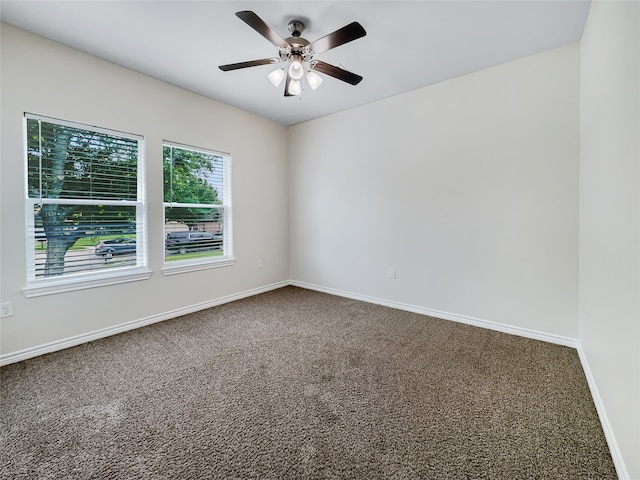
[1, 301, 14, 318]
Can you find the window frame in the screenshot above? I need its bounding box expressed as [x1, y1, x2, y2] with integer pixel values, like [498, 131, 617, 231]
[161, 140, 234, 276]
[22, 113, 150, 298]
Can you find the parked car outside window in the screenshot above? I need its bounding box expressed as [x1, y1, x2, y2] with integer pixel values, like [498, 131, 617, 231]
[95, 238, 137, 259]
[165, 231, 222, 255]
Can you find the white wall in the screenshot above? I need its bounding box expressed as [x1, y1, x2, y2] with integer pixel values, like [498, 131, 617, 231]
[0, 24, 289, 356]
[579, 2, 640, 478]
[290, 44, 580, 339]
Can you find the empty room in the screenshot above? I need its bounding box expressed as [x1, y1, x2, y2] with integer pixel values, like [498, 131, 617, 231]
[0, 1, 638, 478]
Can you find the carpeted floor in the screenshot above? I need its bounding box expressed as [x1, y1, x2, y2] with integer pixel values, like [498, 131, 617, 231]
[1, 286, 616, 479]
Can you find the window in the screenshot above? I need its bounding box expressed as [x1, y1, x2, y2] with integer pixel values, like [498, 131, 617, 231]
[162, 142, 233, 273]
[24, 114, 148, 296]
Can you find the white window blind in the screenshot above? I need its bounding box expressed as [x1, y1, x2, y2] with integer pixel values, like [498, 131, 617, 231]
[163, 142, 232, 269]
[24, 114, 147, 290]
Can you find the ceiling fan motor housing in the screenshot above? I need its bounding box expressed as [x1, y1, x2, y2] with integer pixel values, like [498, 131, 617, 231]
[283, 20, 311, 62]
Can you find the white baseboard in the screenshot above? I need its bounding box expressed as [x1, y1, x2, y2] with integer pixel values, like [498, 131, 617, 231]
[577, 344, 630, 480]
[0, 281, 289, 367]
[1, 279, 576, 365]
[290, 280, 578, 348]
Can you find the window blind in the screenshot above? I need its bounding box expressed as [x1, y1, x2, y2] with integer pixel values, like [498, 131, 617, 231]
[162, 142, 232, 264]
[25, 114, 146, 283]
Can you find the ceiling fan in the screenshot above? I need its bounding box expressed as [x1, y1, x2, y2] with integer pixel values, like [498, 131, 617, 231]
[219, 11, 366, 97]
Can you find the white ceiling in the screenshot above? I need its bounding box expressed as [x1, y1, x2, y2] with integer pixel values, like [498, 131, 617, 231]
[1, 1, 590, 126]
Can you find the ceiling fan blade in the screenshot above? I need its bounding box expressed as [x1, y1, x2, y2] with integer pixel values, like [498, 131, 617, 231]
[219, 58, 274, 71]
[236, 11, 290, 50]
[312, 61, 363, 86]
[309, 22, 366, 54]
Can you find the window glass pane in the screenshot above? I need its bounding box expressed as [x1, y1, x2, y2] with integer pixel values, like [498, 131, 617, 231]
[162, 145, 172, 203]
[163, 145, 224, 204]
[32, 204, 138, 278]
[164, 206, 224, 262]
[162, 142, 231, 269]
[25, 114, 145, 287]
[27, 118, 138, 201]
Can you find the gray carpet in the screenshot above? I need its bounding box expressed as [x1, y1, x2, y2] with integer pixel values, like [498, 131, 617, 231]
[1, 286, 616, 479]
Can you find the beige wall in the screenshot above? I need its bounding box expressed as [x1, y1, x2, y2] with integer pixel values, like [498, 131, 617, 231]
[579, 2, 640, 478]
[290, 44, 580, 339]
[0, 24, 290, 354]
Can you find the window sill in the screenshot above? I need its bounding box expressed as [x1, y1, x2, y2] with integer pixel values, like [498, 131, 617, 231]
[23, 268, 152, 298]
[162, 257, 235, 276]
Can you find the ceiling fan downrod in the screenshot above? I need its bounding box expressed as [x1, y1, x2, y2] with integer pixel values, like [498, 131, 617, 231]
[287, 20, 305, 37]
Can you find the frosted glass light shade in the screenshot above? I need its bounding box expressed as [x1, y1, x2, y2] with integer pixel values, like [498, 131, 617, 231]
[288, 60, 304, 80]
[268, 68, 285, 87]
[288, 79, 301, 95]
[306, 70, 323, 90]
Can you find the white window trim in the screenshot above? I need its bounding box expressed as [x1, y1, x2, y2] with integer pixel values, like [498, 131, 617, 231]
[22, 113, 149, 296]
[161, 141, 234, 275]
[23, 269, 152, 298]
[162, 258, 235, 276]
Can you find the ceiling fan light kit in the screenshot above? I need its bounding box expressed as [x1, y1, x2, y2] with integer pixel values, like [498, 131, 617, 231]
[288, 79, 302, 96]
[288, 55, 305, 80]
[219, 11, 366, 98]
[306, 70, 323, 90]
[268, 68, 286, 87]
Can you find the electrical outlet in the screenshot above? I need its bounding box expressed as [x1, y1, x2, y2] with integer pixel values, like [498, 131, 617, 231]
[1, 301, 14, 318]
[388, 267, 396, 279]
[257, 259, 263, 269]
